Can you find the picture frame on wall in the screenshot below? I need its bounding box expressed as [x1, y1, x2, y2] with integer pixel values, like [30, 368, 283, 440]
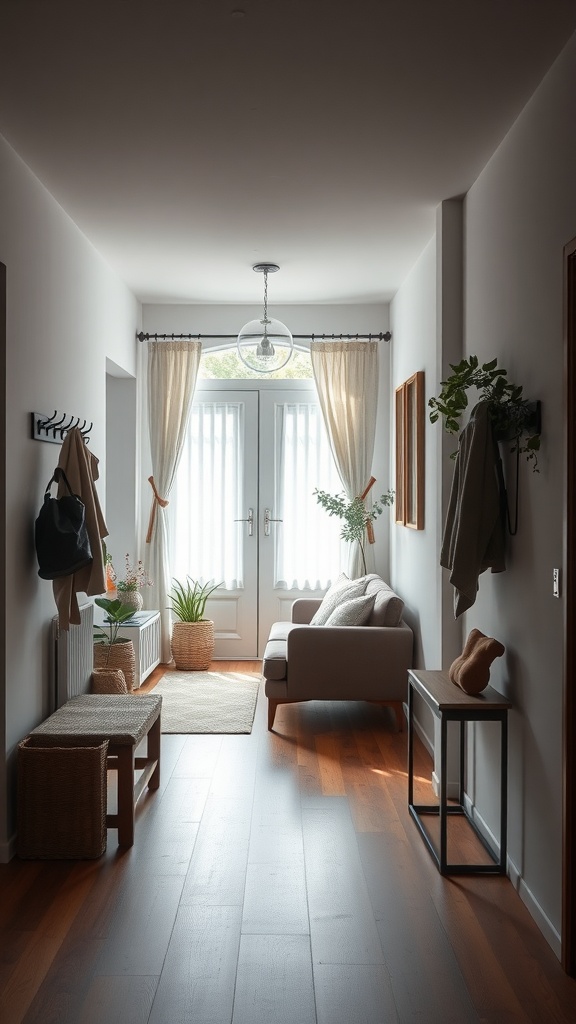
[395, 370, 424, 530]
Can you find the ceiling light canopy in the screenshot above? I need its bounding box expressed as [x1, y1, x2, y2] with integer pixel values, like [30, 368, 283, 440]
[237, 264, 294, 373]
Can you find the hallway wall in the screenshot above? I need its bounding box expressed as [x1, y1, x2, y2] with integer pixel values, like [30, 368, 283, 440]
[462, 29, 576, 953]
[389, 29, 576, 956]
[0, 134, 140, 857]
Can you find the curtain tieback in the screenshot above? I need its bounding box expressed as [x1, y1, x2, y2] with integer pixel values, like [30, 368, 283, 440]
[358, 476, 376, 545]
[146, 475, 169, 543]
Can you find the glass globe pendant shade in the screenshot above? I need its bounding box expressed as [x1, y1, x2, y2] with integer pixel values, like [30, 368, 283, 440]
[237, 263, 294, 373]
[237, 316, 294, 373]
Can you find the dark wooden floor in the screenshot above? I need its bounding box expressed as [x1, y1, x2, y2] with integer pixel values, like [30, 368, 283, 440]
[2, 662, 576, 1024]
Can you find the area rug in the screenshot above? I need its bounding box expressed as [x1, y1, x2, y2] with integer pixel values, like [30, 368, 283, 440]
[151, 671, 260, 734]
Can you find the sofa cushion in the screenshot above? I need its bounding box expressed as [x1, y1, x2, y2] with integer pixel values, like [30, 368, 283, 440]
[364, 575, 404, 627]
[262, 639, 288, 681]
[262, 621, 297, 681]
[324, 592, 375, 626]
[267, 620, 294, 643]
[310, 574, 367, 625]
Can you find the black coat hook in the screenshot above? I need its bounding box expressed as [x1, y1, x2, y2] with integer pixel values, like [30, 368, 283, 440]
[38, 411, 57, 431]
[31, 411, 94, 445]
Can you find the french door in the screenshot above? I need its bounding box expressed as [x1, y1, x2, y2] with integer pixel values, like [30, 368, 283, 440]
[171, 381, 343, 658]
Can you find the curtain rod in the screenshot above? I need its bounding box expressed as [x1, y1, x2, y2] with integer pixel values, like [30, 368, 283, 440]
[137, 331, 391, 342]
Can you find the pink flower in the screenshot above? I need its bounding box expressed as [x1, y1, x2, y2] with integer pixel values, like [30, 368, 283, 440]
[113, 554, 153, 591]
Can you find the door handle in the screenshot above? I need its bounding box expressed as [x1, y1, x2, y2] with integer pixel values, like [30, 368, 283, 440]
[234, 507, 254, 536]
[264, 508, 283, 537]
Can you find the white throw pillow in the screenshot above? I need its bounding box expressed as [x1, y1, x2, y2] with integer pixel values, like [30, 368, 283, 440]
[324, 593, 375, 626]
[310, 574, 367, 625]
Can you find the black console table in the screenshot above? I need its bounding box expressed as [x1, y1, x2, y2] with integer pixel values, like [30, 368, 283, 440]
[407, 668, 512, 875]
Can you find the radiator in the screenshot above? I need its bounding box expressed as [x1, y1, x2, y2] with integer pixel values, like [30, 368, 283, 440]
[114, 612, 161, 687]
[52, 600, 94, 707]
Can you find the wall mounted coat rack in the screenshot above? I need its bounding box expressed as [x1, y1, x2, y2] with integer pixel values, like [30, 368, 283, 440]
[31, 411, 93, 445]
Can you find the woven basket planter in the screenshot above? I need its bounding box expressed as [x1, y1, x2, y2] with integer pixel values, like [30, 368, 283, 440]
[91, 668, 128, 694]
[171, 619, 215, 670]
[93, 639, 136, 692]
[17, 737, 108, 859]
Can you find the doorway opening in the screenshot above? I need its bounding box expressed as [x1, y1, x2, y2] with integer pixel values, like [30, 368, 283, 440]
[169, 380, 345, 659]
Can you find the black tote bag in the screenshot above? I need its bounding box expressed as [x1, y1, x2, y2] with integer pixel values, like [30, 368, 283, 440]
[35, 467, 93, 580]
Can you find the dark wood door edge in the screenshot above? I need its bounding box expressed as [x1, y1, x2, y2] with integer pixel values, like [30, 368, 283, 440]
[562, 237, 576, 974]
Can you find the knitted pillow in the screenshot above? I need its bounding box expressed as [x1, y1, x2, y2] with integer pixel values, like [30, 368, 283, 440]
[324, 593, 376, 626]
[310, 574, 367, 625]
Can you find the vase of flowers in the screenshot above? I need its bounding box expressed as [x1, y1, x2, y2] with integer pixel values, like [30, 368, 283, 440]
[107, 553, 153, 613]
[117, 589, 144, 614]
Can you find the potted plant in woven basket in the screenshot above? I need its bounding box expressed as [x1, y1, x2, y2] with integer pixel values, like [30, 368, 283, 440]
[167, 577, 222, 671]
[92, 597, 138, 692]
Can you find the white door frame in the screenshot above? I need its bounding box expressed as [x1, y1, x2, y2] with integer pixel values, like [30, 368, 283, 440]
[193, 379, 320, 659]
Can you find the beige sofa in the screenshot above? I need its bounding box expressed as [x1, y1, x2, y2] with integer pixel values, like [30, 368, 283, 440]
[262, 574, 413, 731]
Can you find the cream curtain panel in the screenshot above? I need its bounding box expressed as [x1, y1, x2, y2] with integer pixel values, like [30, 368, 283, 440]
[145, 340, 202, 662]
[310, 340, 379, 578]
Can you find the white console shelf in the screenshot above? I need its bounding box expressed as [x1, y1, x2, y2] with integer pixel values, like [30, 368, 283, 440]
[94, 609, 161, 688]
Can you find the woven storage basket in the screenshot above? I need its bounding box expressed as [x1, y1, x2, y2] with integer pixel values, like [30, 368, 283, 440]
[91, 668, 128, 694]
[93, 639, 136, 691]
[171, 620, 215, 670]
[17, 737, 108, 859]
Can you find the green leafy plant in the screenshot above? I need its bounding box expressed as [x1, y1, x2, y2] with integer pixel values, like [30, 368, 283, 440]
[428, 355, 541, 470]
[167, 577, 223, 622]
[93, 597, 138, 666]
[314, 488, 394, 575]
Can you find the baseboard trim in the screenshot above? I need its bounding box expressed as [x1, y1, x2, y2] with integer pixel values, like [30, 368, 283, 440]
[508, 860, 561, 960]
[463, 794, 561, 960]
[431, 770, 461, 801]
[409, 703, 434, 758]
[410, 706, 461, 799]
[407, 708, 562, 960]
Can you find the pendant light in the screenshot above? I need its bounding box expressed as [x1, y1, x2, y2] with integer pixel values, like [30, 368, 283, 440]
[237, 263, 294, 373]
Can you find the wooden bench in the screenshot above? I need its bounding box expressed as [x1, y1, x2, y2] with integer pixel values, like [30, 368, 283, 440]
[27, 693, 162, 847]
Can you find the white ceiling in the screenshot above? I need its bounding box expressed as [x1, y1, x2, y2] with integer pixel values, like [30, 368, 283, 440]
[1, 0, 575, 305]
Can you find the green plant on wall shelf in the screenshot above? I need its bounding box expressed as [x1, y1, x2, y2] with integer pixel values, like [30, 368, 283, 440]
[314, 487, 394, 575]
[428, 356, 541, 471]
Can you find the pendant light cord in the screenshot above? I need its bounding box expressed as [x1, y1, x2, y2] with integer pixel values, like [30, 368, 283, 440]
[262, 269, 270, 324]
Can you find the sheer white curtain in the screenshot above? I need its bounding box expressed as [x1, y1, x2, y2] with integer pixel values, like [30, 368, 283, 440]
[310, 340, 379, 578]
[171, 394, 344, 596]
[145, 340, 202, 661]
[274, 401, 344, 589]
[171, 400, 244, 589]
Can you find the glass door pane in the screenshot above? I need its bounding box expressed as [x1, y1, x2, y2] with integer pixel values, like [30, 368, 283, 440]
[258, 390, 345, 654]
[171, 390, 259, 658]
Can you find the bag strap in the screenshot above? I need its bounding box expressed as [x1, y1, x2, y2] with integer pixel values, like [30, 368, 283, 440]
[44, 467, 75, 497]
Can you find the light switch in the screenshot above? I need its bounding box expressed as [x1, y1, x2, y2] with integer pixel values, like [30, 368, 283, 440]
[553, 568, 561, 598]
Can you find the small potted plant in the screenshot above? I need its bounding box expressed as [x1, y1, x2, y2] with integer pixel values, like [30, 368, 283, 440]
[314, 486, 394, 576]
[92, 596, 138, 692]
[167, 577, 222, 670]
[428, 355, 541, 470]
[108, 553, 153, 613]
